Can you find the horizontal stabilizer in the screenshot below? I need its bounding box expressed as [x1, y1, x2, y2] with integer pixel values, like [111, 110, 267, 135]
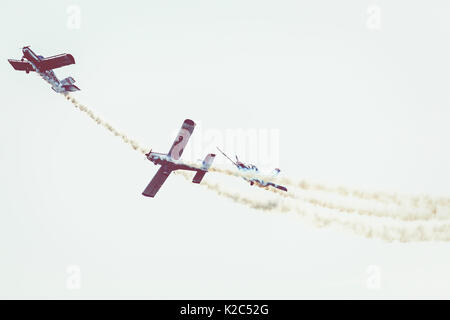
[63, 85, 80, 92]
[192, 171, 206, 184]
[143, 166, 172, 197]
[60, 77, 76, 86]
[60, 77, 80, 92]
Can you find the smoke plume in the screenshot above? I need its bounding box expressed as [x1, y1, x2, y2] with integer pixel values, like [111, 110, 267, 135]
[61, 94, 450, 242]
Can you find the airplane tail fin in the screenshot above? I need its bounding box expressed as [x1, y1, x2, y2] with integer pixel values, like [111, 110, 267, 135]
[60, 77, 75, 86]
[61, 77, 80, 92]
[192, 153, 216, 184]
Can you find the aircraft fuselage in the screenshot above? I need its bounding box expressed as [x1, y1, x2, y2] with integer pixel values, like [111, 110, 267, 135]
[146, 151, 200, 172]
[17, 47, 79, 93]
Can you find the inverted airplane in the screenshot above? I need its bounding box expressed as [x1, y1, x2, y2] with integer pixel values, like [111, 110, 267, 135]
[8, 46, 80, 93]
[216, 147, 288, 192]
[143, 119, 216, 197]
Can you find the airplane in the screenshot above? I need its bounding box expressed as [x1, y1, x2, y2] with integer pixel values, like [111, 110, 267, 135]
[8, 46, 80, 93]
[216, 147, 288, 192]
[142, 119, 216, 197]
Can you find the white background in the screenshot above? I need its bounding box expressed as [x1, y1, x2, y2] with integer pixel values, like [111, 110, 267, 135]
[0, 0, 449, 298]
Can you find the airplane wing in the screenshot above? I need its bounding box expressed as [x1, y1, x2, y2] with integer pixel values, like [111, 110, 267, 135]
[8, 59, 34, 72]
[38, 54, 76, 71]
[142, 166, 172, 197]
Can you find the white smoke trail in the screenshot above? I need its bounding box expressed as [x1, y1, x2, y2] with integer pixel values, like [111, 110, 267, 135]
[281, 178, 450, 210]
[63, 94, 148, 155]
[207, 164, 450, 217]
[175, 171, 450, 242]
[36, 74, 450, 214]
[193, 162, 450, 222]
[60, 93, 449, 215]
[267, 185, 450, 222]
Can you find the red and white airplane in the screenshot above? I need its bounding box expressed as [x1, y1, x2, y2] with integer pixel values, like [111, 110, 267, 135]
[143, 119, 216, 197]
[216, 147, 287, 192]
[8, 46, 80, 93]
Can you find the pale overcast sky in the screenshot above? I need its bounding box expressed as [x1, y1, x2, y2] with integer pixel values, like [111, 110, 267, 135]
[0, 0, 449, 298]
